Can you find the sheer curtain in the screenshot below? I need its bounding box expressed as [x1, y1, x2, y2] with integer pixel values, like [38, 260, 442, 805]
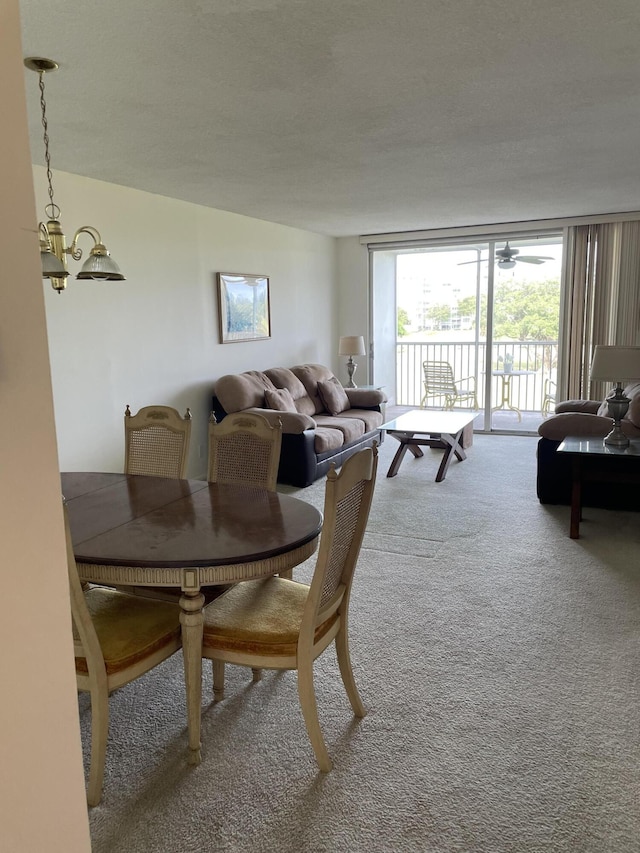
[560, 220, 640, 402]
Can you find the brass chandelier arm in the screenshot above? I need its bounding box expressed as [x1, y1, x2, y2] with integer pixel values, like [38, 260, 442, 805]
[69, 226, 103, 261]
[25, 56, 126, 291]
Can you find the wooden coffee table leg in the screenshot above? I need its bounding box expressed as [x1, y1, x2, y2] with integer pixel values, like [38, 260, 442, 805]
[386, 432, 421, 477]
[386, 435, 411, 477]
[435, 430, 465, 482]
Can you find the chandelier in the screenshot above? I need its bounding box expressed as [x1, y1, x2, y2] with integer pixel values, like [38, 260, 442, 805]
[24, 57, 125, 293]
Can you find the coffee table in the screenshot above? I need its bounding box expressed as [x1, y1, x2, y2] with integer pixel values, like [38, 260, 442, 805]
[556, 436, 640, 538]
[381, 410, 475, 481]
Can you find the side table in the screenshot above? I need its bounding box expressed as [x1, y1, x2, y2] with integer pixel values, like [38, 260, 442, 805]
[556, 436, 640, 538]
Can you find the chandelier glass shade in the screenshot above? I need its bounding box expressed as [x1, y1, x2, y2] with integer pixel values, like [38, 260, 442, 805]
[25, 57, 125, 293]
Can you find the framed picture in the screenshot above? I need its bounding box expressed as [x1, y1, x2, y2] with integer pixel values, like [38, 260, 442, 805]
[216, 272, 271, 344]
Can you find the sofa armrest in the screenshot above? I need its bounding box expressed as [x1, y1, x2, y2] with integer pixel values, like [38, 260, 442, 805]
[555, 399, 601, 415]
[345, 388, 387, 407]
[245, 407, 316, 434]
[537, 412, 613, 441]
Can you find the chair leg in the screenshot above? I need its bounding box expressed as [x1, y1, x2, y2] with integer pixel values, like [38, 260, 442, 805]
[335, 628, 366, 718]
[297, 660, 332, 772]
[87, 685, 109, 807]
[212, 659, 225, 702]
[251, 667, 263, 682]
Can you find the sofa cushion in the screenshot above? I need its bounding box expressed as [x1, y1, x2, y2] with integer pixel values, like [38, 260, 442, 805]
[338, 408, 384, 432]
[263, 367, 316, 417]
[313, 427, 345, 454]
[245, 407, 315, 434]
[215, 371, 275, 414]
[291, 364, 339, 414]
[313, 414, 365, 444]
[264, 387, 297, 413]
[317, 378, 351, 416]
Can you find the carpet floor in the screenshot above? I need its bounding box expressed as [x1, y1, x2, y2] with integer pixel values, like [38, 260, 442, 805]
[85, 434, 640, 853]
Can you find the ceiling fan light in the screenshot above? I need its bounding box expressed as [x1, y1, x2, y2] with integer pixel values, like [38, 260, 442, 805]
[499, 260, 516, 270]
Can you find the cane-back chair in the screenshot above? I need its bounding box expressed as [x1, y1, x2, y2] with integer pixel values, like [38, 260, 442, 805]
[201, 444, 378, 771]
[65, 504, 182, 806]
[420, 360, 478, 410]
[207, 411, 282, 491]
[124, 404, 192, 479]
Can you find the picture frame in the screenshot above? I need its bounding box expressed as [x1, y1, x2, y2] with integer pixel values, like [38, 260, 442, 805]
[216, 272, 271, 344]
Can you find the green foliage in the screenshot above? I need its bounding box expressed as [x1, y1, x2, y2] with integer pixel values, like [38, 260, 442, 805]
[397, 306, 410, 337]
[427, 303, 451, 326]
[493, 278, 560, 341]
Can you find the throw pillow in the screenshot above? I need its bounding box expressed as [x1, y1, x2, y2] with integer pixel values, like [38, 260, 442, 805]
[264, 387, 298, 413]
[317, 378, 351, 416]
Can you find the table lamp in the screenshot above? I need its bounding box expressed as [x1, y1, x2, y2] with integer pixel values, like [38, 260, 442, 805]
[590, 345, 640, 448]
[338, 335, 366, 388]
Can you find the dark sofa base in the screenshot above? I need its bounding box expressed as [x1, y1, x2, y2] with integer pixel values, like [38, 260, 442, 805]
[211, 395, 383, 488]
[536, 437, 640, 511]
[279, 429, 383, 488]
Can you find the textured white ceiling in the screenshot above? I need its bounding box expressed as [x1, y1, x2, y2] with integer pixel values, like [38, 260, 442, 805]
[18, 0, 640, 237]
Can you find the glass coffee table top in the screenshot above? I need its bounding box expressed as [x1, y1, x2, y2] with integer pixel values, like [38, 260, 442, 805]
[557, 436, 640, 457]
[381, 409, 476, 434]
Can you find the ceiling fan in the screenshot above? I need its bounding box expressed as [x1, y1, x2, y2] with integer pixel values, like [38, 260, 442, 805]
[459, 242, 554, 269]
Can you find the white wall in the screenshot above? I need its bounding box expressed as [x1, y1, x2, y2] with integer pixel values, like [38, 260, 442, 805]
[336, 236, 371, 386]
[1, 3, 92, 849]
[35, 169, 337, 477]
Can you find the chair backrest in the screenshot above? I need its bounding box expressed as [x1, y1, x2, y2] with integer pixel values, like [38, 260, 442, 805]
[207, 411, 282, 490]
[302, 445, 378, 636]
[423, 360, 457, 394]
[64, 503, 108, 687]
[124, 404, 192, 479]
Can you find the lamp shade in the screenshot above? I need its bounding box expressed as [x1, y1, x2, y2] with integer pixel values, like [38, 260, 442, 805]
[590, 346, 640, 381]
[338, 335, 366, 357]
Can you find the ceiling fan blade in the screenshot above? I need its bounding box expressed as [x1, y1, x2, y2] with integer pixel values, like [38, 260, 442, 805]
[520, 255, 554, 261]
[516, 257, 545, 264]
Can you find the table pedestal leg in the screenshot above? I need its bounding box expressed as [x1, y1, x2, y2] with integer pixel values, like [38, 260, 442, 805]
[180, 590, 205, 765]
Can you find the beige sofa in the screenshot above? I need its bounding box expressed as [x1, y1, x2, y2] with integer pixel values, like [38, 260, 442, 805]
[211, 363, 387, 487]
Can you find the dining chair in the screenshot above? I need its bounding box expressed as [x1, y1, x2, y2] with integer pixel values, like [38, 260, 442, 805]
[201, 444, 378, 771]
[64, 503, 182, 806]
[124, 404, 192, 479]
[207, 411, 282, 491]
[420, 360, 478, 410]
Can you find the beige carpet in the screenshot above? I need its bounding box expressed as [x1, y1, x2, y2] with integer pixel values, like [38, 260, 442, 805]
[85, 434, 640, 853]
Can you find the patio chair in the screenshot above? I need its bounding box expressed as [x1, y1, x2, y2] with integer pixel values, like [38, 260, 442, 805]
[124, 404, 192, 479]
[65, 503, 182, 806]
[541, 379, 557, 417]
[420, 360, 478, 410]
[201, 445, 378, 771]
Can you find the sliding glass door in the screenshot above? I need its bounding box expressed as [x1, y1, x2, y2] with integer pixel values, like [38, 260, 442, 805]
[372, 232, 563, 433]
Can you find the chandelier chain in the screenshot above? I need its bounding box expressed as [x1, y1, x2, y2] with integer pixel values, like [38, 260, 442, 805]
[38, 71, 57, 217]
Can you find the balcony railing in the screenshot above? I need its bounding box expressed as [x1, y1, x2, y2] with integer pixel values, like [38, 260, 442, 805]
[396, 340, 557, 412]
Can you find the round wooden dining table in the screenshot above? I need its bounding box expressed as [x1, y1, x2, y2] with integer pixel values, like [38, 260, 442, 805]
[62, 472, 323, 765]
